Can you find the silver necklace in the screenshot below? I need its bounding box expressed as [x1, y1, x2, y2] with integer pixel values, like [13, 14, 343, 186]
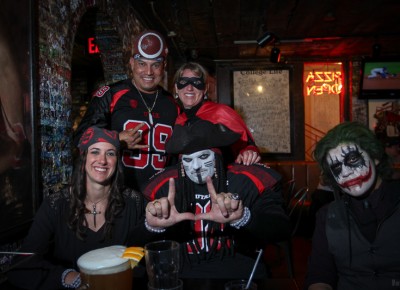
[86, 194, 108, 228]
[133, 81, 159, 125]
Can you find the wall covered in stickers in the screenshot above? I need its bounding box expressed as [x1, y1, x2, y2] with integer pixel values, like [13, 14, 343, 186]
[0, 0, 146, 271]
[38, 0, 144, 196]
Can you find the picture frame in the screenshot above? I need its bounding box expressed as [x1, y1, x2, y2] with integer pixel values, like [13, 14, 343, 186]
[0, 0, 38, 243]
[216, 62, 304, 161]
[233, 68, 292, 154]
[368, 99, 400, 140]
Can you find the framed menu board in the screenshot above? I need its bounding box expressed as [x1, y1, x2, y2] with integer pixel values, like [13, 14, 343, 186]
[233, 68, 291, 154]
[216, 62, 304, 161]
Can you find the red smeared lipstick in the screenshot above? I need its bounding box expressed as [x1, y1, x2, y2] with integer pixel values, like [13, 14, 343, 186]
[339, 162, 372, 189]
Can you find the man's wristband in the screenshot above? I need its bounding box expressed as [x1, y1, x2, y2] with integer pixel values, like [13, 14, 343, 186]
[230, 207, 251, 229]
[61, 269, 81, 288]
[145, 219, 166, 233]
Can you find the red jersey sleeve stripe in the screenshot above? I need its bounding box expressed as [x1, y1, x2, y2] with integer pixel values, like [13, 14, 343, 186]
[110, 89, 129, 113]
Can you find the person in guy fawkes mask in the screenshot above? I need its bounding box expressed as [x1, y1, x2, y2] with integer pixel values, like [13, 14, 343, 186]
[142, 119, 290, 279]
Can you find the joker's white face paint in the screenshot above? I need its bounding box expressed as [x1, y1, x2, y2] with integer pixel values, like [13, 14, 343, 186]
[326, 143, 376, 197]
[182, 149, 215, 184]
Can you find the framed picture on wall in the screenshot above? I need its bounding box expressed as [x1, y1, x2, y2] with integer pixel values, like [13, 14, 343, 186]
[0, 0, 37, 243]
[368, 99, 400, 140]
[216, 62, 305, 161]
[233, 68, 292, 154]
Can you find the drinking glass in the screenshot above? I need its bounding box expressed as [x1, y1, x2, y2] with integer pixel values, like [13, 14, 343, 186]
[144, 240, 181, 290]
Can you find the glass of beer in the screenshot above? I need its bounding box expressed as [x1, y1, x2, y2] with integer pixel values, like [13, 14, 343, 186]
[77, 245, 132, 290]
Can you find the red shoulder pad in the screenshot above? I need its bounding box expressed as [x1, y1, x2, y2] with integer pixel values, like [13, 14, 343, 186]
[143, 168, 179, 201]
[228, 163, 280, 194]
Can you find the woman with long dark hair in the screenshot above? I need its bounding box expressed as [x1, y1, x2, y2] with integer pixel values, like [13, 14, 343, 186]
[7, 127, 153, 290]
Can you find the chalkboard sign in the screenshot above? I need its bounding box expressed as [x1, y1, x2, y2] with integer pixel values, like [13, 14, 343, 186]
[233, 69, 291, 154]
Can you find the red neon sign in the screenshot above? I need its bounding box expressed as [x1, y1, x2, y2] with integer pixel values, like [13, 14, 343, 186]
[88, 37, 100, 54]
[305, 71, 342, 96]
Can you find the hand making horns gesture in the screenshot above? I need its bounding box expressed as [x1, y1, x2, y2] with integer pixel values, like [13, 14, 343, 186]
[119, 122, 149, 150]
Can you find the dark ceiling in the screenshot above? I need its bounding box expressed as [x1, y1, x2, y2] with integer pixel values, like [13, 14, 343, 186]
[130, 0, 400, 65]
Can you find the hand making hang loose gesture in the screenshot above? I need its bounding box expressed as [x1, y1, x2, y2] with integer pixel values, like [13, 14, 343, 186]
[145, 177, 244, 229]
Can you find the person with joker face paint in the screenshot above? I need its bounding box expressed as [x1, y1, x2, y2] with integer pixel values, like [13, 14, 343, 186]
[142, 119, 290, 280]
[305, 122, 400, 290]
[326, 143, 377, 197]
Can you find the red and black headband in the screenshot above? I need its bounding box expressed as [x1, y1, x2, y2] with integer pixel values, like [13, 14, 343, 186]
[78, 126, 120, 152]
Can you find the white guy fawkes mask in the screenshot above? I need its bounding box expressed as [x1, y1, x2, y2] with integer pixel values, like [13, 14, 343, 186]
[182, 149, 215, 184]
[326, 143, 376, 197]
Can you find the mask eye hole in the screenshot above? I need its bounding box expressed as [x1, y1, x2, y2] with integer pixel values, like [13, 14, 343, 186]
[178, 79, 188, 85]
[176, 77, 205, 90]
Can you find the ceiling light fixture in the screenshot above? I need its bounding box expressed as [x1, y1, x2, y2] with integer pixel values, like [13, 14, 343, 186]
[270, 47, 281, 63]
[257, 32, 277, 47]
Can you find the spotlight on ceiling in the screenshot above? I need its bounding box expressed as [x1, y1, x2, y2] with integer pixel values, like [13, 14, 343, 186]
[257, 32, 277, 47]
[270, 47, 281, 63]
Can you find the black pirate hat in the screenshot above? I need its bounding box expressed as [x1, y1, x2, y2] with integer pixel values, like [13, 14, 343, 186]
[166, 119, 241, 154]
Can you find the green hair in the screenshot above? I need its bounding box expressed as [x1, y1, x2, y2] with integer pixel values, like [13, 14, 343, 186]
[313, 122, 392, 189]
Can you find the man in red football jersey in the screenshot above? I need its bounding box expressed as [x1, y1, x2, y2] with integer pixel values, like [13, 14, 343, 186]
[74, 30, 179, 191]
